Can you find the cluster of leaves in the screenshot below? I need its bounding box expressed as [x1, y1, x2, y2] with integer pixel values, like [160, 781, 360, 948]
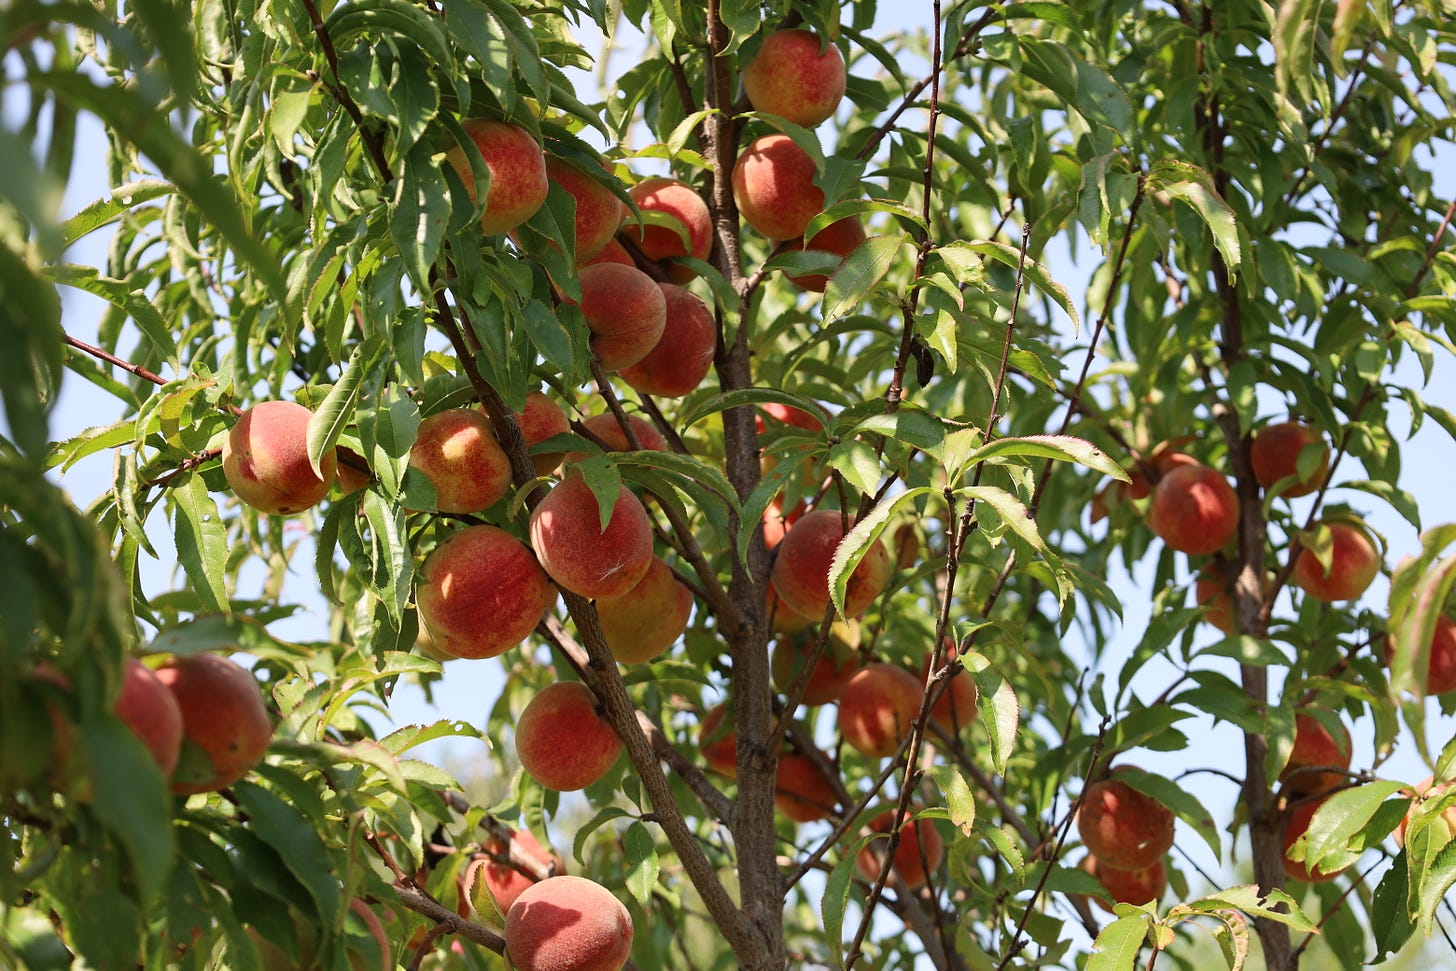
[4, 0, 1456, 970]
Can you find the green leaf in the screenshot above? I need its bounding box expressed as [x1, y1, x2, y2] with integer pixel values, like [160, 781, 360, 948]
[307, 337, 386, 478]
[571, 807, 633, 865]
[965, 652, 1020, 774]
[850, 409, 949, 454]
[391, 141, 451, 289]
[955, 240, 1082, 334]
[828, 488, 930, 617]
[822, 233, 908, 322]
[959, 485, 1044, 551]
[325, 0, 454, 70]
[821, 844, 859, 968]
[966, 434, 1128, 481]
[48, 264, 179, 369]
[926, 765, 976, 836]
[623, 821, 659, 907]
[81, 716, 174, 902]
[1086, 915, 1147, 971]
[232, 781, 342, 926]
[59, 179, 174, 244]
[173, 474, 229, 615]
[679, 388, 829, 432]
[1115, 766, 1222, 860]
[1371, 852, 1415, 959]
[1147, 160, 1242, 277]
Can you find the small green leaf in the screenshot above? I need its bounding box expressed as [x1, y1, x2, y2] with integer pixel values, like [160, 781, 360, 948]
[965, 652, 1020, 774]
[822, 233, 907, 322]
[60, 179, 174, 245]
[1148, 160, 1242, 277]
[821, 843, 859, 968]
[1086, 915, 1147, 971]
[232, 781, 343, 926]
[174, 474, 229, 614]
[623, 821, 659, 907]
[926, 765, 976, 836]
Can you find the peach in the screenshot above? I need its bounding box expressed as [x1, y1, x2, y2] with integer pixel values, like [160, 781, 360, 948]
[513, 391, 572, 476]
[741, 29, 846, 128]
[623, 177, 712, 274]
[504, 875, 633, 971]
[771, 509, 894, 620]
[545, 155, 625, 262]
[772, 621, 861, 705]
[774, 752, 839, 822]
[346, 899, 391, 971]
[583, 237, 633, 267]
[483, 828, 559, 913]
[854, 810, 944, 890]
[1126, 449, 1199, 501]
[767, 580, 817, 633]
[223, 401, 337, 515]
[1081, 854, 1167, 913]
[408, 408, 511, 513]
[838, 663, 922, 758]
[1195, 565, 1273, 635]
[1147, 463, 1239, 556]
[416, 525, 556, 659]
[577, 412, 668, 455]
[1384, 614, 1456, 695]
[1280, 708, 1352, 798]
[156, 653, 272, 794]
[924, 642, 979, 738]
[698, 703, 738, 778]
[577, 262, 667, 371]
[732, 134, 824, 241]
[445, 119, 548, 235]
[786, 216, 867, 291]
[594, 557, 693, 663]
[619, 283, 717, 398]
[1292, 521, 1380, 602]
[335, 447, 372, 494]
[1394, 776, 1456, 848]
[1076, 768, 1176, 870]
[1283, 797, 1346, 883]
[763, 496, 806, 552]
[756, 401, 824, 434]
[529, 472, 654, 599]
[115, 657, 183, 776]
[1252, 420, 1329, 498]
[516, 682, 622, 791]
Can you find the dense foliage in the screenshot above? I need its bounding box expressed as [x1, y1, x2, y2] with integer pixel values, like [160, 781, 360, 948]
[4, 1, 1456, 969]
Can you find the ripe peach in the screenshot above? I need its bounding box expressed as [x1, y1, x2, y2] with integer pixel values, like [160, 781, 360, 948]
[416, 525, 556, 660]
[756, 401, 824, 434]
[1292, 521, 1380, 602]
[774, 752, 839, 822]
[763, 497, 806, 553]
[1126, 449, 1199, 501]
[698, 703, 738, 778]
[115, 657, 183, 776]
[1252, 421, 1329, 498]
[1383, 614, 1456, 695]
[576, 412, 668, 455]
[593, 557, 693, 664]
[156, 653, 272, 794]
[854, 810, 944, 890]
[1194, 565, 1274, 635]
[544, 155, 624, 263]
[619, 283, 717, 398]
[445, 119, 548, 235]
[1283, 797, 1345, 883]
[786, 216, 867, 291]
[732, 134, 824, 241]
[772, 621, 861, 705]
[408, 408, 511, 514]
[742, 29, 847, 128]
[516, 682, 622, 791]
[504, 875, 633, 971]
[1280, 708, 1352, 798]
[223, 401, 337, 515]
[583, 237, 633, 267]
[528, 472, 654, 600]
[767, 581, 817, 633]
[1076, 768, 1176, 870]
[924, 642, 979, 738]
[1394, 776, 1456, 848]
[513, 391, 572, 476]
[838, 664, 922, 759]
[577, 262, 667, 371]
[483, 828, 560, 913]
[1081, 854, 1167, 913]
[1147, 463, 1239, 556]
[335, 447, 372, 494]
[771, 509, 894, 620]
[623, 177, 712, 274]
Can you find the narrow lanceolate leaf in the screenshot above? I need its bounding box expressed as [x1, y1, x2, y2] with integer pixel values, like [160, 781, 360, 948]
[623, 821, 659, 907]
[679, 387, 829, 432]
[1417, 838, 1456, 932]
[821, 844, 859, 969]
[60, 179, 174, 244]
[926, 765, 976, 836]
[82, 717, 174, 902]
[965, 434, 1129, 482]
[1086, 915, 1147, 971]
[960, 485, 1044, 552]
[391, 141, 451, 289]
[307, 336, 385, 478]
[822, 233, 908, 322]
[1115, 766, 1222, 860]
[1391, 555, 1456, 700]
[965, 652, 1020, 774]
[953, 240, 1081, 334]
[49, 264, 179, 368]
[360, 491, 410, 625]
[829, 488, 931, 617]
[1147, 160, 1242, 277]
[173, 474, 229, 614]
[232, 781, 342, 925]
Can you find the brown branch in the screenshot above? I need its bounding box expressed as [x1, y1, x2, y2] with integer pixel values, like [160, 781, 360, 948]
[63, 333, 167, 386]
[298, 0, 391, 183]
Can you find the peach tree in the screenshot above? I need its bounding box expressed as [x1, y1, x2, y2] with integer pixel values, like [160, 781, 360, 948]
[4, 1, 1456, 969]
